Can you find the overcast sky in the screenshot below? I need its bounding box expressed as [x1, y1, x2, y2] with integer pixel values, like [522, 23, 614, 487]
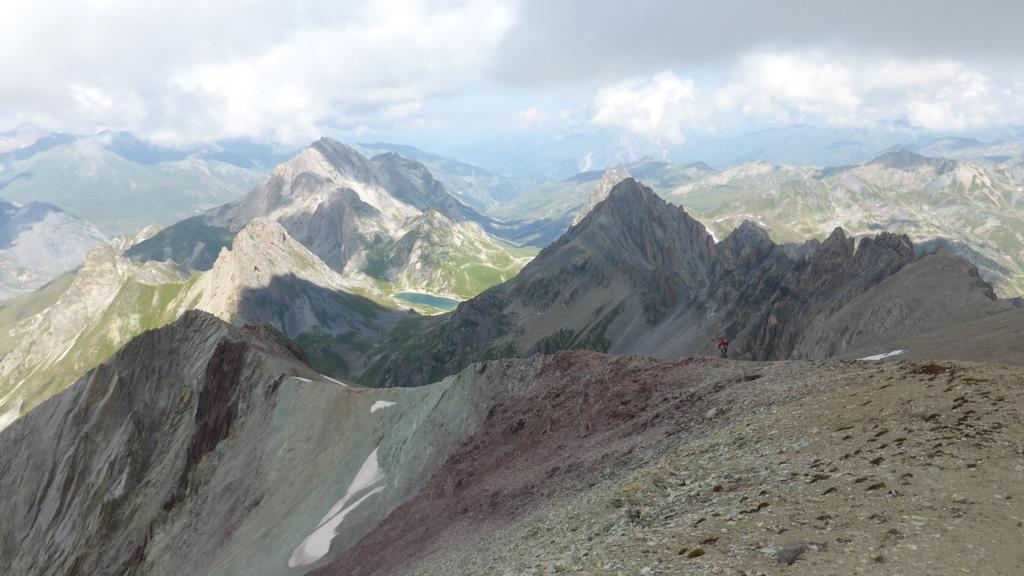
[3, 0, 1023, 147]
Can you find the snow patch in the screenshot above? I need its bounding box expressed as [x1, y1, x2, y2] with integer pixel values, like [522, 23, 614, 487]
[0, 400, 22, 432]
[370, 400, 395, 413]
[859, 350, 906, 361]
[288, 448, 386, 568]
[322, 375, 350, 388]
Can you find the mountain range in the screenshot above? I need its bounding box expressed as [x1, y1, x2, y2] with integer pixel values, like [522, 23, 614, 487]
[128, 138, 535, 301]
[0, 139, 537, 422]
[487, 150, 1024, 298]
[0, 134, 269, 234]
[2, 173, 1022, 574]
[365, 178, 1020, 387]
[3, 123, 1024, 576]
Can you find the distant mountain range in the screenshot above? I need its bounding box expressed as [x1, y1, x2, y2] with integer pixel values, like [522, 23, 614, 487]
[0, 131, 272, 234]
[487, 149, 1024, 298]
[0, 198, 106, 299]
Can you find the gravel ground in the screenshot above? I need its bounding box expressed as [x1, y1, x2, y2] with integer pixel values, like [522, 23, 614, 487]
[403, 359, 1024, 576]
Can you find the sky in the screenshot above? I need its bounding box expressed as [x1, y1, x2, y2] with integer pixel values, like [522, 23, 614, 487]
[3, 0, 1024, 152]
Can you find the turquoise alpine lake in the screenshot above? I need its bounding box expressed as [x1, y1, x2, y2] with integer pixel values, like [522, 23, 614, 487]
[396, 292, 460, 311]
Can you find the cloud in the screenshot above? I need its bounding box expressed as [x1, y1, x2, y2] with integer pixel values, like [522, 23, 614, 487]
[0, 0, 515, 144]
[592, 72, 706, 144]
[493, 0, 1024, 86]
[589, 51, 1024, 142]
[5, 0, 1024, 147]
[517, 107, 541, 122]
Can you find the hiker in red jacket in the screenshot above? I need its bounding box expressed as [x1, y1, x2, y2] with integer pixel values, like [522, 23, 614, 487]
[717, 338, 730, 359]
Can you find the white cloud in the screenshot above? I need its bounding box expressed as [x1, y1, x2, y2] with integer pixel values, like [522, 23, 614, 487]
[518, 107, 541, 122]
[590, 51, 1024, 142]
[0, 0, 516, 144]
[592, 72, 709, 144]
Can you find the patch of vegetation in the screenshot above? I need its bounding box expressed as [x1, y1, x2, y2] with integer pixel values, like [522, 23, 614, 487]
[913, 363, 951, 376]
[571, 304, 623, 352]
[531, 328, 576, 355]
[294, 330, 374, 378]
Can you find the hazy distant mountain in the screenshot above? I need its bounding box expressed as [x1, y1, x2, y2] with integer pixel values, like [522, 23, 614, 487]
[491, 157, 716, 245]
[671, 124, 929, 168]
[661, 150, 1024, 296]
[896, 136, 1024, 164]
[0, 124, 49, 154]
[449, 126, 667, 179]
[0, 198, 106, 299]
[0, 136, 268, 234]
[354, 142, 543, 210]
[130, 138, 535, 300]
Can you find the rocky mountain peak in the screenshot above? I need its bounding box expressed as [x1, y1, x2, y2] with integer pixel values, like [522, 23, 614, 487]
[722, 219, 771, 246]
[571, 178, 712, 251]
[511, 178, 715, 325]
[571, 163, 632, 225]
[310, 137, 379, 184]
[370, 151, 480, 222]
[199, 218, 341, 298]
[856, 231, 914, 259]
[819, 227, 854, 256]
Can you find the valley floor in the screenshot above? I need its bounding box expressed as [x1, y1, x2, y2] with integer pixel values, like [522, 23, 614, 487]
[330, 355, 1024, 576]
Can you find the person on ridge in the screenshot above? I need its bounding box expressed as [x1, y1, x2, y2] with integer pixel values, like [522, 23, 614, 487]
[717, 338, 730, 359]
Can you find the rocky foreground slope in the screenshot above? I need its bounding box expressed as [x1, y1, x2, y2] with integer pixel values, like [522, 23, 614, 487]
[396, 356, 1024, 576]
[2, 310, 1022, 575]
[0, 311, 514, 575]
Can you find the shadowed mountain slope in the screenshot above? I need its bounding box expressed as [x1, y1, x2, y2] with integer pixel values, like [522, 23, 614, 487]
[364, 178, 1023, 387]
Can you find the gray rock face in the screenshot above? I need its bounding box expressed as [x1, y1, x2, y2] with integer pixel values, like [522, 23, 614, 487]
[0, 311, 550, 575]
[366, 178, 1018, 387]
[131, 139, 494, 273]
[369, 152, 481, 223]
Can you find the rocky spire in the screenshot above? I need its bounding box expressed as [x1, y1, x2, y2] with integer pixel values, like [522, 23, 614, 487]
[571, 163, 632, 225]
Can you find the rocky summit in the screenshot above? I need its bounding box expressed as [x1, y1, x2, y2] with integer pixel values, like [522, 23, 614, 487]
[365, 178, 1022, 387]
[127, 138, 534, 301]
